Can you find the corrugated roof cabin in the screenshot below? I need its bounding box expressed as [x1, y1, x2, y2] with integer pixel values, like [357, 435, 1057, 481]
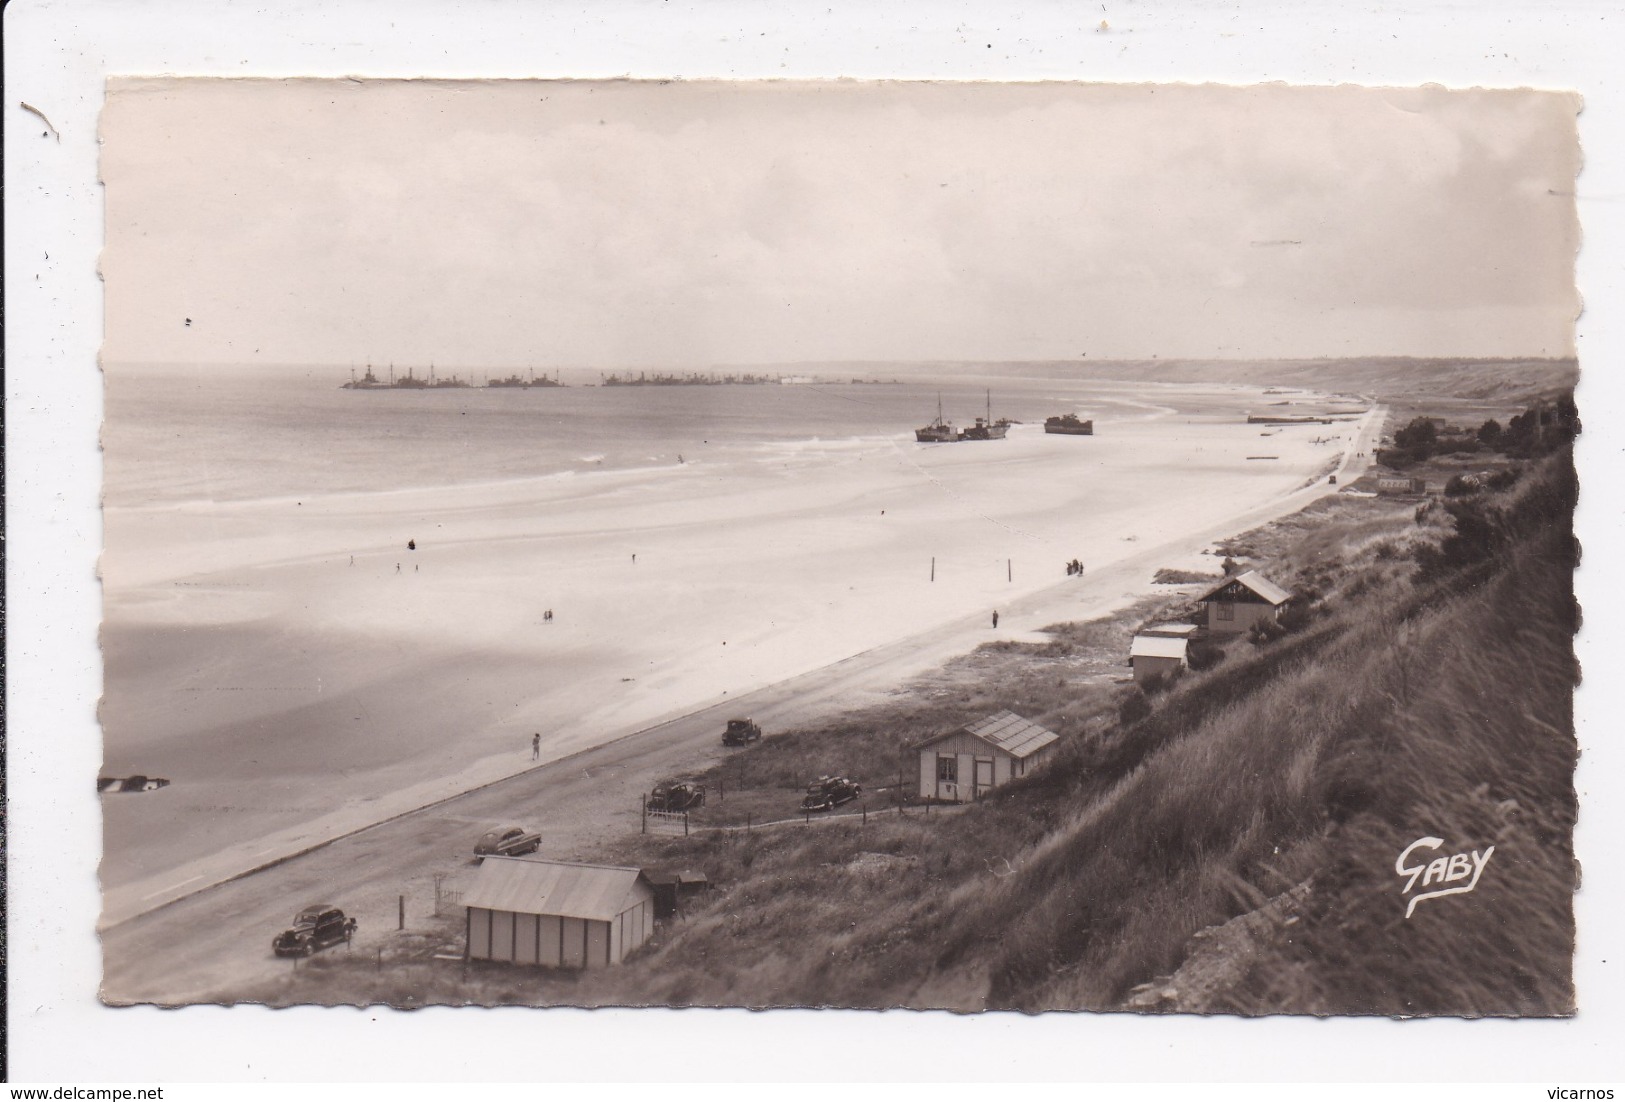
[1196, 570, 1292, 635]
[916, 710, 1059, 803]
[463, 857, 656, 969]
[1130, 634, 1189, 684]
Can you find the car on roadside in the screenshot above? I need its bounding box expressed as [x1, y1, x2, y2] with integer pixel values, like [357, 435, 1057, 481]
[722, 718, 762, 746]
[272, 904, 357, 957]
[474, 825, 542, 858]
[647, 779, 706, 812]
[800, 775, 862, 812]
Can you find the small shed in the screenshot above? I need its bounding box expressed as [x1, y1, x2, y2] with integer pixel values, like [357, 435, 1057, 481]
[916, 710, 1059, 803]
[647, 870, 712, 919]
[1196, 570, 1292, 634]
[1376, 476, 1427, 495]
[463, 857, 656, 969]
[1130, 634, 1189, 683]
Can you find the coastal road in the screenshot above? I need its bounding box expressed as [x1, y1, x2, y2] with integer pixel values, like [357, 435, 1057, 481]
[100, 405, 1385, 1004]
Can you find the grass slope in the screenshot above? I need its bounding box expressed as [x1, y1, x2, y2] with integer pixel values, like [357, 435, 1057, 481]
[247, 450, 1577, 1016]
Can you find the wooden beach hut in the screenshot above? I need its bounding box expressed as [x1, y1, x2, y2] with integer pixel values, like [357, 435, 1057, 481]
[1130, 634, 1189, 684]
[915, 710, 1059, 803]
[1196, 570, 1292, 635]
[1376, 475, 1428, 495]
[463, 857, 656, 969]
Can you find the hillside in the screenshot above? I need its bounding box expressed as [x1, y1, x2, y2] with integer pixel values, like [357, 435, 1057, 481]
[831, 357, 1578, 408]
[247, 423, 1579, 1016]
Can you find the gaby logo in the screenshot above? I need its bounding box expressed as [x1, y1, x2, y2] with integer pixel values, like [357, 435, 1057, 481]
[1395, 837, 1494, 918]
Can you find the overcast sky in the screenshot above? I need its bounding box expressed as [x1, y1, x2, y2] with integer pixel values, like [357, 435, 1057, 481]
[101, 78, 1580, 370]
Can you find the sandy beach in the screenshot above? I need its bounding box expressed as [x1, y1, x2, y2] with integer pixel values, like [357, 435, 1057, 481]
[100, 380, 1371, 903]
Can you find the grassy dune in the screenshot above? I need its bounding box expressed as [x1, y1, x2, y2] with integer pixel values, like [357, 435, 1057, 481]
[246, 441, 1578, 1015]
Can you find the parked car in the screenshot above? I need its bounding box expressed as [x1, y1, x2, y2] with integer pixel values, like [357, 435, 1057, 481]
[800, 775, 862, 812]
[272, 904, 357, 957]
[647, 779, 706, 812]
[722, 718, 762, 746]
[474, 825, 542, 858]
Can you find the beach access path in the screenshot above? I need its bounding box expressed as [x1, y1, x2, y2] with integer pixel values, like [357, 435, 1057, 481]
[99, 406, 1384, 1004]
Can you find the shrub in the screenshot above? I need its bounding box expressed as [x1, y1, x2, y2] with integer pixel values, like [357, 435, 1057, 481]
[1394, 416, 1439, 451]
[1186, 637, 1227, 671]
[1118, 691, 1152, 726]
[1249, 618, 1288, 646]
[1444, 474, 1480, 497]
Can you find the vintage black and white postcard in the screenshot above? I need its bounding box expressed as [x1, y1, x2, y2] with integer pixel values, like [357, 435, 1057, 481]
[94, 76, 1581, 1015]
[7, 0, 1622, 1087]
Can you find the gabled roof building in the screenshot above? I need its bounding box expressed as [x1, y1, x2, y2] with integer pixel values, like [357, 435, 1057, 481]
[915, 710, 1060, 803]
[1196, 570, 1293, 634]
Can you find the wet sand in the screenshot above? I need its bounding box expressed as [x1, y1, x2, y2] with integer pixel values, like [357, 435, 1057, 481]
[100, 388, 1370, 900]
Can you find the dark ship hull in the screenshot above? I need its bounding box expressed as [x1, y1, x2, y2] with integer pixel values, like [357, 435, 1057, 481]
[1045, 416, 1093, 435]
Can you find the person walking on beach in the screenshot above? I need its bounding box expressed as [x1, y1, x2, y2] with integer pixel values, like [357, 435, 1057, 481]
[532, 732, 541, 760]
[992, 610, 1000, 629]
[395, 563, 401, 574]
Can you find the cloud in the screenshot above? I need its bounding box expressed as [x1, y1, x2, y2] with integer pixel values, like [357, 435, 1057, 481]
[101, 78, 1579, 367]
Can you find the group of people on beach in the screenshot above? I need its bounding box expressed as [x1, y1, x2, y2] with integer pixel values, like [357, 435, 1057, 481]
[1065, 558, 1086, 576]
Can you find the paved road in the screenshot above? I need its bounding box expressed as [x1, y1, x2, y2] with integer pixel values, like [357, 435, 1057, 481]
[100, 406, 1384, 1004]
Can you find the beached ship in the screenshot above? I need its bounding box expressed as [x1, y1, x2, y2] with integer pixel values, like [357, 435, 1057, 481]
[1044, 413, 1094, 435]
[915, 395, 958, 442]
[959, 391, 1011, 441]
[1246, 413, 1331, 425]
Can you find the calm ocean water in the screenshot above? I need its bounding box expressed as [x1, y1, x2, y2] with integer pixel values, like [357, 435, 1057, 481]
[102, 367, 1187, 508]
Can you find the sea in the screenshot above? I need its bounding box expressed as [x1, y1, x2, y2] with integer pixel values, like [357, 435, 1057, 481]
[102, 365, 1200, 509]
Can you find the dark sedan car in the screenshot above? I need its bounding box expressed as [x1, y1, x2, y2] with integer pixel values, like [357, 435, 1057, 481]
[647, 779, 706, 812]
[474, 825, 542, 858]
[272, 904, 357, 957]
[800, 775, 862, 812]
[722, 718, 762, 746]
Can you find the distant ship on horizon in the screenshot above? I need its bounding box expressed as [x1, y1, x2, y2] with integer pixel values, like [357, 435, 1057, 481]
[486, 369, 564, 389]
[340, 364, 474, 390]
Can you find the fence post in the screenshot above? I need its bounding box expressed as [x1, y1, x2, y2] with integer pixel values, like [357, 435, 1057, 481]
[684, 810, 689, 837]
[399, 895, 405, 931]
[641, 797, 647, 835]
[862, 803, 867, 826]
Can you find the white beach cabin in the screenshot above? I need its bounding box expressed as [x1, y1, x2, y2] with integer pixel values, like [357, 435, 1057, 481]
[1130, 634, 1189, 684]
[1196, 570, 1293, 635]
[463, 856, 656, 969]
[916, 710, 1059, 803]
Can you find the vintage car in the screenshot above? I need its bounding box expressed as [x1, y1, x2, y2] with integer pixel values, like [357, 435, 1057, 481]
[722, 718, 762, 746]
[800, 775, 862, 812]
[646, 779, 706, 812]
[474, 825, 542, 858]
[272, 904, 357, 957]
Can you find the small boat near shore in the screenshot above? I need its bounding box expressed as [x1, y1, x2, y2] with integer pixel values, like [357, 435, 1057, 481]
[1044, 413, 1094, 435]
[959, 391, 1011, 441]
[915, 395, 958, 442]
